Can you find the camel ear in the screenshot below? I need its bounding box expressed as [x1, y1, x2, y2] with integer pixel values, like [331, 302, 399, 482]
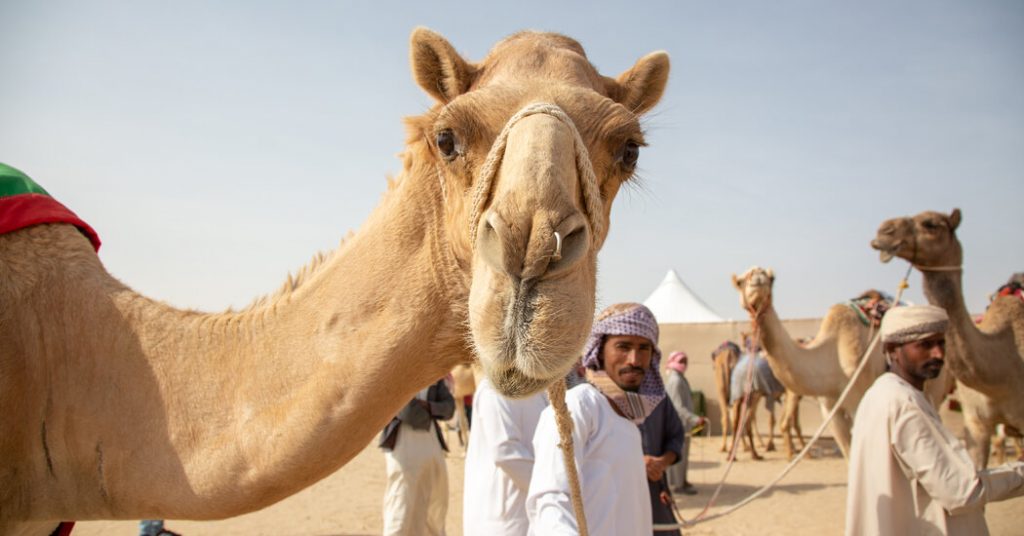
[766, 268, 775, 283]
[410, 27, 476, 103]
[949, 208, 961, 231]
[609, 51, 670, 115]
[731, 274, 743, 290]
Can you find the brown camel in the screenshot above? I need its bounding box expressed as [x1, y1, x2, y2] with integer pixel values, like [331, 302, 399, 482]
[731, 267, 952, 460]
[872, 208, 1024, 468]
[0, 28, 670, 535]
[711, 341, 741, 453]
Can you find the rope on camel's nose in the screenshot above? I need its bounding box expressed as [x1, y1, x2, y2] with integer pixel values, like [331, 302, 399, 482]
[547, 377, 590, 536]
[467, 102, 605, 249]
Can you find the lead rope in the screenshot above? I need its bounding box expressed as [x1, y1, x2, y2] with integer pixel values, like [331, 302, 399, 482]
[547, 377, 590, 536]
[466, 102, 605, 248]
[652, 264, 915, 531]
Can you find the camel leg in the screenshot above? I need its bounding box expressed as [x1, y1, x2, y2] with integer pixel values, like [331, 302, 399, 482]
[765, 398, 777, 452]
[746, 405, 762, 461]
[458, 398, 471, 449]
[729, 402, 746, 454]
[963, 411, 993, 469]
[820, 397, 851, 459]
[994, 427, 1007, 466]
[781, 393, 799, 460]
[720, 398, 731, 453]
[751, 409, 765, 450]
[791, 395, 807, 451]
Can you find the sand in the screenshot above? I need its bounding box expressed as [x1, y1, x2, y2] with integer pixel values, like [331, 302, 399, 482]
[73, 430, 1023, 536]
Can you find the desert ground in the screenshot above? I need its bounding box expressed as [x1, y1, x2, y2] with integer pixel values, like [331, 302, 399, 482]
[73, 405, 1023, 536]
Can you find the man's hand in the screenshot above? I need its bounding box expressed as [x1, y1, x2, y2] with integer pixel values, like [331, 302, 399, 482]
[644, 455, 667, 481]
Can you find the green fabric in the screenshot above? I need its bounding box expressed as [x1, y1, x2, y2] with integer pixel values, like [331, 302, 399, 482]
[0, 163, 50, 197]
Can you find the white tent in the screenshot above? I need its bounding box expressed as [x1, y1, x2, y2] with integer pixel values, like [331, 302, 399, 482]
[643, 269, 725, 324]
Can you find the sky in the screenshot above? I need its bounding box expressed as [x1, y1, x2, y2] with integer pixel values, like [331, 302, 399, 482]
[2, 1, 1022, 320]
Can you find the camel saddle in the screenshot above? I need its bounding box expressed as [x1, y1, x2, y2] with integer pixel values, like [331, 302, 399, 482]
[0, 162, 101, 251]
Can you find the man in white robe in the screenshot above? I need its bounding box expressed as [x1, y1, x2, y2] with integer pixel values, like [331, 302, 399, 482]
[527, 303, 667, 535]
[845, 305, 1024, 535]
[379, 379, 455, 536]
[463, 377, 548, 536]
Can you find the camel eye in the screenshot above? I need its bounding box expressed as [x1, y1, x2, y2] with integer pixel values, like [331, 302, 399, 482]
[621, 141, 640, 168]
[922, 220, 940, 231]
[436, 130, 458, 159]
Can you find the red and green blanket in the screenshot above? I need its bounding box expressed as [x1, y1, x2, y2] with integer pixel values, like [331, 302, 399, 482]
[0, 163, 100, 251]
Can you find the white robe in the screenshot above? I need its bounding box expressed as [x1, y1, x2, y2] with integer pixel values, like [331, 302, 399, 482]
[527, 383, 652, 536]
[846, 373, 1024, 535]
[463, 378, 548, 536]
[383, 387, 448, 536]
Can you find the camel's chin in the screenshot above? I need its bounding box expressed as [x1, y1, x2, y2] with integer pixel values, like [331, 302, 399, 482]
[879, 250, 894, 263]
[486, 365, 554, 398]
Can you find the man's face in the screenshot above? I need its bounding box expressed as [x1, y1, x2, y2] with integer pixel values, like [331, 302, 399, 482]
[602, 334, 653, 392]
[890, 333, 946, 386]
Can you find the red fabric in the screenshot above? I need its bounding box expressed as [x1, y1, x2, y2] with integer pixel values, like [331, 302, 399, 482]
[0, 193, 100, 251]
[51, 521, 75, 536]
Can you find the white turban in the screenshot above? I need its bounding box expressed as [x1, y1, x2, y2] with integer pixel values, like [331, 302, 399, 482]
[880, 305, 949, 345]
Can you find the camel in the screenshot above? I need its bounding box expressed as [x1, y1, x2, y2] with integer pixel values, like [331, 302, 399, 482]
[872, 208, 1024, 468]
[730, 267, 952, 460]
[0, 28, 670, 535]
[446, 363, 480, 451]
[712, 340, 803, 460]
[711, 341, 741, 453]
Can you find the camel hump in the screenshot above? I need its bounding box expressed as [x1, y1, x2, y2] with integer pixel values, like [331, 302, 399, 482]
[0, 163, 102, 251]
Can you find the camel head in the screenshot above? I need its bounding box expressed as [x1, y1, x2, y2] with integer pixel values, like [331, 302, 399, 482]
[871, 209, 963, 269]
[732, 266, 775, 314]
[406, 29, 670, 397]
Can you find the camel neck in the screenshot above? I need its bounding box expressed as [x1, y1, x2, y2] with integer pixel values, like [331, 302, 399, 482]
[189, 159, 469, 514]
[919, 268, 1001, 389]
[31, 154, 471, 520]
[753, 306, 840, 396]
[753, 308, 809, 384]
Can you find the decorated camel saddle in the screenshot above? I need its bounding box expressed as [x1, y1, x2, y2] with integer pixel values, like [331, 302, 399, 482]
[992, 273, 1024, 302]
[0, 163, 100, 251]
[847, 289, 896, 327]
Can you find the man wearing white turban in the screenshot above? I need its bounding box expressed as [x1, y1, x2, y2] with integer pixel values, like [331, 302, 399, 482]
[845, 305, 1024, 535]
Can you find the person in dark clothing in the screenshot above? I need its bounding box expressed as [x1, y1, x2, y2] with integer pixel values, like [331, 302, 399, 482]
[640, 397, 685, 536]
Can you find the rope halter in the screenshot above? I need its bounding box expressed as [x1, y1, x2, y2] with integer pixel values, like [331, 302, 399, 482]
[467, 102, 606, 250]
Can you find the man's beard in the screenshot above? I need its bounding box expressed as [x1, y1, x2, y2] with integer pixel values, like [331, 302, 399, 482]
[615, 365, 645, 392]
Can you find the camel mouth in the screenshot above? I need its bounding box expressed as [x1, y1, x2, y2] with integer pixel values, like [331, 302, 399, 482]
[490, 365, 555, 398]
[871, 238, 898, 263]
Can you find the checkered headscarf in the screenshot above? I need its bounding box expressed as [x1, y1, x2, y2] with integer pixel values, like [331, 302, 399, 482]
[582, 303, 665, 423]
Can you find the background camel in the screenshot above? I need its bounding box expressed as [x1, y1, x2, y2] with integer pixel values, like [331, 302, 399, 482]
[711, 341, 741, 453]
[712, 340, 803, 460]
[0, 28, 670, 535]
[731, 267, 952, 459]
[872, 208, 1024, 468]
[446, 363, 480, 452]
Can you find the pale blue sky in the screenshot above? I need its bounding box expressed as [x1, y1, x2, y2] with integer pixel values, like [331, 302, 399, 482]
[2, 1, 1022, 320]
